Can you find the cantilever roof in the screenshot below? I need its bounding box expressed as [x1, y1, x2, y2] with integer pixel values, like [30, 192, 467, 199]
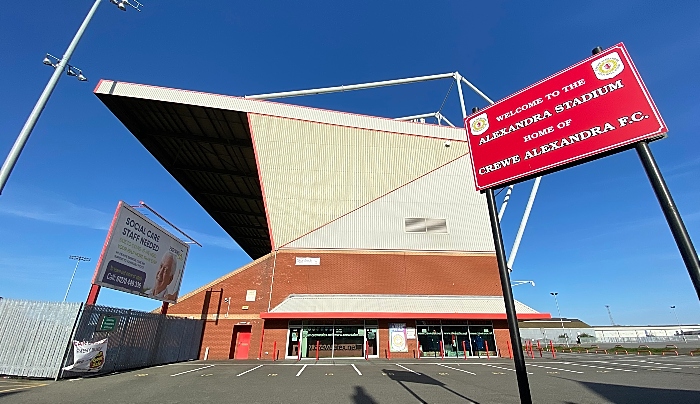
[261, 294, 550, 320]
[94, 80, 465, 259]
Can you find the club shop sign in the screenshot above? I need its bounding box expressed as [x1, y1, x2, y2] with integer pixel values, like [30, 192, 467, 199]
[464, 43, 667, 191]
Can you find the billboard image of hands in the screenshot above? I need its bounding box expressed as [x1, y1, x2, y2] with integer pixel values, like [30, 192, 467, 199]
[92, 201, 190, 303]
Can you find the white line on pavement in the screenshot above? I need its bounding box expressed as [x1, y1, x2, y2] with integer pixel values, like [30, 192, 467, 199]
[478, 363, 533, 375]
[527, 364, 583, 374]
[236, 365, 263, 377]
[352, 364, 362, 376]
[296, 364, 308, 377]
[436, 364, 476, 375]
[558, 362, 636, 373]
[396, 364, 421, 375]
[171, 364, 215, 377]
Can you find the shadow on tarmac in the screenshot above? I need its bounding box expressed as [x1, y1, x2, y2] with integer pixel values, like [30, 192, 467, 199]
[351, 386, 378, 404]
[381, 369, 482, 404]
[563, 379, 700, 404]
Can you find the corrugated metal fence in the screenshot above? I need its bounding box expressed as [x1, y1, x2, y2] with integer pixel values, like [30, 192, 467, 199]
[62, 305, 203, 377]
[0, 299, 203, 379]
[0, 299, 82, 378]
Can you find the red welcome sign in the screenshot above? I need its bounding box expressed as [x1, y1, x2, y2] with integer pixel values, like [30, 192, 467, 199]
[464, 43, 667, 191]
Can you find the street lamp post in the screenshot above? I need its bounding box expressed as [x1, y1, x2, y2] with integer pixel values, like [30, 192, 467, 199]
[64, 255, 90, 302]
[670, 306, 686, 343]
[0, 0, 143, 195]
[550, 292, 568, 346]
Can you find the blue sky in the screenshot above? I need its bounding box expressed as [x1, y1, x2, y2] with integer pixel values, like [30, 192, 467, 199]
[1, 1, 699, 326]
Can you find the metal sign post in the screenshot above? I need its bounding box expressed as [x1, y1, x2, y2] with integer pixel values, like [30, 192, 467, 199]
[484, 188, 533, 403]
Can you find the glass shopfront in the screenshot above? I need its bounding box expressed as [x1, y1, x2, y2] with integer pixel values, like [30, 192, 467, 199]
[417, 320, 496, 357]
[286, 320, 378, 359]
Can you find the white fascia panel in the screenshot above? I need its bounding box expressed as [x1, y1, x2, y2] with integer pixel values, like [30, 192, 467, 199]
[94, 80, 466, 140]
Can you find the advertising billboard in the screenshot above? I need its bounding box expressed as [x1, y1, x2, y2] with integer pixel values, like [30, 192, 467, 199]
[464, 43, 667, 190]
[92, 201, 190, 303]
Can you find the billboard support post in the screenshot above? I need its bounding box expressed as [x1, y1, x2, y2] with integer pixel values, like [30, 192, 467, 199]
[635, 141, 700, 300]
[86, 284, 100, 305]
[485, 187, 533, 404]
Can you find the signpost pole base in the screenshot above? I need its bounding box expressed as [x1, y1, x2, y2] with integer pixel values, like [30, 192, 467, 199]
[635, 141, 700, 300]
[485, 188, 533, 404]
[86, 284, 100, 305]
[161, 302, 169, 316]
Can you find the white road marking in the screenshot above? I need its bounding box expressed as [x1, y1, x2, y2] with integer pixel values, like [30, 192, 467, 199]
[171, 364, 215, 377]
[352, 364, 362, 375]
[396, 364, 421, 375]
[599, 361, 680, 370]
[558, 362, 636, 373]
[527, 364, 583, 374]
[296, 364, 308, 377]
[437, 364, 476, 375]
[478, 363, 532, 374]
[236, 365, 263, 377]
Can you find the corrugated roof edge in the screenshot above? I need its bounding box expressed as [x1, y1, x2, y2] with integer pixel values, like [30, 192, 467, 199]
[94, 79, 468, 141]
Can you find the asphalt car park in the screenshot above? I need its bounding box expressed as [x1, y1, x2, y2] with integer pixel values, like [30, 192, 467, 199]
[2, 354, 700, 403]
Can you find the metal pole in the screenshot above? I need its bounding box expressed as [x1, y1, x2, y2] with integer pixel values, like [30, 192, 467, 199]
[551, 293, 568, 347]
[245, 72, 456, 100]
[605, 305, 616, 326]
[485, 189, 533, 404]
[0, 0, 102, 195]
[671, 306, 686, 343]
[635, 141, 700, 301]
[460, 76, 495, 104]
[454, 74, 468, 120]
[498, 185, 514, 221]
[507, 177, 541, 270]
[65, 255, 90, 302]
[63, 261, 81, 302]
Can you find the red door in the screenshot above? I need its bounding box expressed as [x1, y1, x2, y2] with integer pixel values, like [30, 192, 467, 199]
[233, 326, 252, 359]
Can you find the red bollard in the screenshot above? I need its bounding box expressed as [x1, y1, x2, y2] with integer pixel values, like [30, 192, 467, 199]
[316, 340, 320, 361]
[530, 341, 535, 359]
[365, 340, 369, 360]
[297, 339, 302, 361]
[507, 340, 513, 359]
[485, 340, 490, 360]
[440, 340, 444, 360]
[418, 345, 422, 359]
[273, 341, 277, 361]
[387, 340, 391, 359]
[537, 341, 543, 358]
[549, 340, 556, 359]
[462, 341, 468, 360]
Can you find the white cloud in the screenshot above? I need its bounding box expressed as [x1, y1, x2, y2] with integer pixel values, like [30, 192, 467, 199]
[0, 198, 112, 230]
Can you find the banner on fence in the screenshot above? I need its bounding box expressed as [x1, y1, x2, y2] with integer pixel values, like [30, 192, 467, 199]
[63, 338, 108, 372]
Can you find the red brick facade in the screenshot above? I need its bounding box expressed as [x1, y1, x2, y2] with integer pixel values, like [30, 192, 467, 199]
[166, 250, 515, 360]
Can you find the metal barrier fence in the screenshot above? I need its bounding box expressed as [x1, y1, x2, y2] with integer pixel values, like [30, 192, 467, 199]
[61, 305, 203, 377]
[0, 299, 82, 378]
[0, 299, 203, 379]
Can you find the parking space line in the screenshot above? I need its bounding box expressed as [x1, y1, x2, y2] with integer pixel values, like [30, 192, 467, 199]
[171, 364, 215, 377]
[296, 364, 308, 377]
[436, 364, 476, 375]
[478, 363, 533, 374]
[598, 361, 680, 370]
[0, 384, 47, 393]
[558, 362, 636, 373]
[396, 364, 421, 375]
[527, 364, 583, 374]
[235, 365, 263, 377]
[351, 364, 362, 376]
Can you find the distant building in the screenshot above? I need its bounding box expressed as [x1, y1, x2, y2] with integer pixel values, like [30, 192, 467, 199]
[95, 80, 550, 360]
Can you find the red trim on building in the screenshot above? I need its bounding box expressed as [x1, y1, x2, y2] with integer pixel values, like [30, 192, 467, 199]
[260, 312, 551, 320]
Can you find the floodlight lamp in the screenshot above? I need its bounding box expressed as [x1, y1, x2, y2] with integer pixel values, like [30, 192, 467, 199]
[118, 1, 127, 11]
[66, 67, 77, 77]
[43, 54, 59, 68]
[77, 73, 87, 81]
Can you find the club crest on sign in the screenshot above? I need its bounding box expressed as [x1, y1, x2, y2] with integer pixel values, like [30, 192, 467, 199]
[591, 52, 625, 80]
[469, 113, 489, 136]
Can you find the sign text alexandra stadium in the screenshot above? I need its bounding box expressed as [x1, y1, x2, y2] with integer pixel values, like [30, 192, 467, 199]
[464, 43, 667, 190]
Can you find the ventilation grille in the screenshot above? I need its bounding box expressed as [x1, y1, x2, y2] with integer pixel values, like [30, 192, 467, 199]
[404, 218, 448, 234]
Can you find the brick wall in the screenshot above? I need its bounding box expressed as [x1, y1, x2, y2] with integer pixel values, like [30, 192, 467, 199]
[166, 250, 504, 360]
